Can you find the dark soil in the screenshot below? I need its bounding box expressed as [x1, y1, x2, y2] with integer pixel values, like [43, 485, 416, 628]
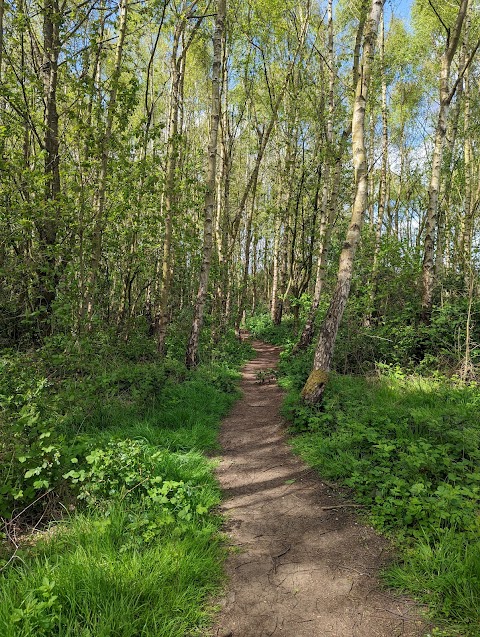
[212, 340, 428, 637]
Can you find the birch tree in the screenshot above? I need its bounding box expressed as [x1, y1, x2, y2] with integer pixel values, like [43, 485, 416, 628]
[420, 0, 472, 319]
[302, 0, 385, 404]
[185, 0, 226, 368]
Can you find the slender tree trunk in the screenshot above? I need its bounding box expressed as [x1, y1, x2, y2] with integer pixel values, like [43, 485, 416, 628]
[156, 6, 205, 353]
[296, 0, 338, 351]
[252, 232, 258, 315]
[273, 141, 297, 325]
[118, 7, 168, 335]
[460, 25, 474, 286]
[213, 61, 231, 329]
[367, 9, 388, 321]
[35, 0, 61, 329]
[235, 181, 256, 336]
[421, 0, 469, 320]
[228, 9, 310, 255]
[185, 0, 226, 368]
[270, 213, 281, 321]
[436, 78, 463, 289]
[85, 0, 129, 326]
[302, 0, 385, 404]
[0, 0, 3, 80]
[155, 22, 183, 353]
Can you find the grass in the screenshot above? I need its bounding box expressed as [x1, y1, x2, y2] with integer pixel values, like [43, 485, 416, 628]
[0, 332, 253, 636]
[0, 507, 222, 637]
[0, 506, 223, 637]
[387, 530, 480, 636]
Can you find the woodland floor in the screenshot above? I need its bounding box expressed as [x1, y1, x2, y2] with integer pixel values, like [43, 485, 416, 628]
[212, 339, 429, 637]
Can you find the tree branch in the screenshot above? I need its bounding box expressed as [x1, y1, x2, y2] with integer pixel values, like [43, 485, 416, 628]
[427, 0, 449, 37]
[447, 36, 480, 105]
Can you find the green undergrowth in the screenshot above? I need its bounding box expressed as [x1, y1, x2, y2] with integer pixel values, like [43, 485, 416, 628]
[0, 328, 253, 636]
[246, 313, 300, 347]
[249, 313, 479, 636]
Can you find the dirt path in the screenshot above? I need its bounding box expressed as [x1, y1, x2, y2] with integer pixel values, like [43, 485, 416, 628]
[212, 340, 427, 637]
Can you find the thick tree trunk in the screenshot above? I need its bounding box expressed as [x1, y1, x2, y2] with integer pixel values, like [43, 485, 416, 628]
[185, 0, 226, 369]
[302, 0, 385, 405]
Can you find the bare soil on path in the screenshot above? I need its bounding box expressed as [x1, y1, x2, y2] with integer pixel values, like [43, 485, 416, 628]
[212, 339, 428, 637]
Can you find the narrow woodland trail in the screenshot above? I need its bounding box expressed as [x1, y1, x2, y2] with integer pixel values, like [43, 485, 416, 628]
[212, 340, 428, 637]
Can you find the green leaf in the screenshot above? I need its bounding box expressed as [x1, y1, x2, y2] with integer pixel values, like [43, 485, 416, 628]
[24, 467, 42, 479]
[196, 505, 208, 515]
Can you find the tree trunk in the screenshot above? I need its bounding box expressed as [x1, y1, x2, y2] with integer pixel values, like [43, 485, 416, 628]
[460, 16, 474, 287]
[35, 0, 61, 329]
[270, 213, 281, 321]
[436, 76, 463, 289]
[367, 9, 388, 322]
[228, 9, 310, 256]
[185, 0, 226, 369]
[421, 0, 469, 320]
[85, 0, 129, 326]
[155, 21, 184, 354]
[235, 182, 256, 337]
[302, 0, 385, 405]
[156, 7, 205, 353]
[295, 0, 338, 351]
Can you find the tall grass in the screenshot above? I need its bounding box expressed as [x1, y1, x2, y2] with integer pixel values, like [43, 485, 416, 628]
[0, 505, 224, 637]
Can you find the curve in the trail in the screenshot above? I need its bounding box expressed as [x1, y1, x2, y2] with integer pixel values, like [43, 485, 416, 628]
[213, 340, 428, 637]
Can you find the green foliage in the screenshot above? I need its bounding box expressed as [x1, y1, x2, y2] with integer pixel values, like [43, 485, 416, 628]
[9, 577, 61, 636]
[0, 326, 246, 519]
[0, 505, 223, 637]
[0, 355, 66, 517]
[328, 296, 480, 375]
[246, 313, 299, 346]
[289, 371, 480, 536]
[387, 530, 480, 635]
[63, 438, 218, 527]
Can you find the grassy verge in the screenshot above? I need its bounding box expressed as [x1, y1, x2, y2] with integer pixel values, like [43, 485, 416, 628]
[1, 330, 253, 636]
[248, 314, 480, 637]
